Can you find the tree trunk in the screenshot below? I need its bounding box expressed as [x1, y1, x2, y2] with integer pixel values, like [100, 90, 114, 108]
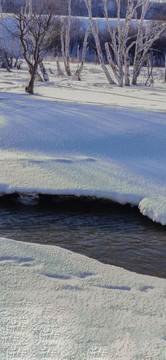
[124, 55, 130, 86]
[60, 19, 72, 77]
[93, 31, 115, 84]
[64, 0, 72, 76]
[25, 71, 36, 94]
[74, 25, 90, 81]
[35, 71, 43, 82]
[132, 72, 138, 85]
[85, 0, 115, 85]
[105, 42, 120, 85]
[65, 56, 72, 76]
[40, 62, 49, 82]
[132, 56, 141, 85]
[118, 58, 124, 87]
[56, 56, 64, 76]
[1, 52, 11, 72]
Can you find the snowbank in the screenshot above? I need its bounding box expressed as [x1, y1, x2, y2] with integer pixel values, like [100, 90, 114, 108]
[1, 237, 166, 359]
[0, 64, 166, 225]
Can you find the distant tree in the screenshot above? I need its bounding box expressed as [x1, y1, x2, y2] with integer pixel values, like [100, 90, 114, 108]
[0, 2, 22, 71]
[84, 0, 116, 85]
[153, 30, 166, 66]
[15, 0, 55, 93]
[71, 0, 87, 16]
[1, 0, 25, 13]
[59, 0, 89, 79]
[73, 24, 90, 80]
[147, 2, 166, 20]
[0, 2, 11, 71]
[132, 1, 166, 84]
[70, 18, 86, 54]
[2, 0, 67, 15]
[102, 0, 144, 86]
[60, 0, 72, 76]
[85, 0, 166, 86]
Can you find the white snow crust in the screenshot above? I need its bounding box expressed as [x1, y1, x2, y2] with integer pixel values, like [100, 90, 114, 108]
[1, 236, 166, 360]
[0, 64, 166, 224]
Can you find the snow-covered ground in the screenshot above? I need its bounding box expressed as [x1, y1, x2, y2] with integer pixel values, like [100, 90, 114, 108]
[0, 63, 166, 224]
[0, 62, 166, 359]
[1, 237, 166, 360]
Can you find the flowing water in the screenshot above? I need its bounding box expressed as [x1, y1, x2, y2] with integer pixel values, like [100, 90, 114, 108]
[0, 194, 166, 278]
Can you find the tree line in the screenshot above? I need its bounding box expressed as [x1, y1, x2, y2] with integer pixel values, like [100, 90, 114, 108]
[0, 0, 166, 93]
[2, 0, 166, 19]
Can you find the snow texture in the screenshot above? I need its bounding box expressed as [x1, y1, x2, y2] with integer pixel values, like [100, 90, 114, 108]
[0, 237, 166, 360]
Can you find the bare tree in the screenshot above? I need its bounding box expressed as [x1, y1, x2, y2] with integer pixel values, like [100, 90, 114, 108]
[60, 0, 72, 76]
[0, 2, 11, 71]
[103, 0, 144, 86]
[55, 55, 64, 76]
[84, 0, 115, 85]
[25, 0, 32, 15]
[59, 0, 90, 80]
[104, 0, 124, 86]
[132, 0, 166, 85]
[103, 0, 166, 86]
[85, 0, 143, 86]
[15, 0, 55, 93]
[74, 24, 90, 80]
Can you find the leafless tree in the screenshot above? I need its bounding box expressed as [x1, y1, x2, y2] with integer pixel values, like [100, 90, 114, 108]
[0, 2, 12, 71]
[84, 0, 115, 85]
[103, 0, 147, 86]
[58, 0, 90, 80]
[73, 24, 90, 80]
[60, 0, 72, 76]
[55, 55, 64, 76]
[101, 0, 166, 86]
[132, 1, 166, 85]
[15, 0, 55, 93]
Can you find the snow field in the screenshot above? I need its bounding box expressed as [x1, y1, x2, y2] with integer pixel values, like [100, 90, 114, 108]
[1, 237, 166, 360]
[0, 61, 166, 359]
[0, 62, 166, 224]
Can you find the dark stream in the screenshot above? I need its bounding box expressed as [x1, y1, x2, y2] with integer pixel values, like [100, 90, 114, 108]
[0, 194, 166, 278]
